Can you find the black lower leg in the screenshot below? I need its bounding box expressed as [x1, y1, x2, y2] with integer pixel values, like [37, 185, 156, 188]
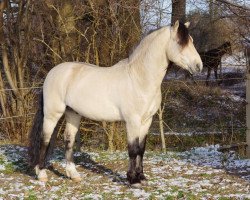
[127, 138, 140, 184]
[206, 69, 211, 86]
[65, 140, 74, 163]
[214, 69, 218, 84]
[38, 140, 49, 169]
[136, 136, 147, 181]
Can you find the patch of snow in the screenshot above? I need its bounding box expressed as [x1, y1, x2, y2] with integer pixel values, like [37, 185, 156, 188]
[0, 188, 5, 195]
[29, 179, 46, 187]
[50, 186, 61, 192]
[185, 169, 193, 175]
[82, 194, 103, 200]
[168, 177, 192, 187]
[228, 94, 245, 102]
[0, 164, 5, 171]
[128, 188, 150, 199]
[163, 131, 223, 136]
[222, 53, 246, 71]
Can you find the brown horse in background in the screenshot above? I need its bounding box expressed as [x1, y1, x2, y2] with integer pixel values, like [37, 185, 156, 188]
[200, 42, 232, 85]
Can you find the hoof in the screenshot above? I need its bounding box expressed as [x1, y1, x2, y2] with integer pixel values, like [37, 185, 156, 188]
[71, 176, 82, 182]
[35, 165, 48, 182]
[66, 162, 81, 182]
[130, 183, 142, 189]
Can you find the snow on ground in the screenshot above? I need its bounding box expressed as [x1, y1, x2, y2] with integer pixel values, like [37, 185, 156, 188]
[162, 131, 223, 136]
[0, 144, 249, 199]
[222, 53, 246, 73]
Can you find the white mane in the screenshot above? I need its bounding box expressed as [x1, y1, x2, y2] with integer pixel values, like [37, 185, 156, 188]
[113, 27, 169, 68]
[128, 27, 169, 64]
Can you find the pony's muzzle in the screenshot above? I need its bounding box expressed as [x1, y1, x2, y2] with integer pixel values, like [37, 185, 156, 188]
[189, 63, 202, 74]
[196, 63, 203, 73]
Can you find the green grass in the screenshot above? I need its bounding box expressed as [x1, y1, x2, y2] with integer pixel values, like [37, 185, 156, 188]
[25, 190, 38, 200]
[0, 155, 15, 174]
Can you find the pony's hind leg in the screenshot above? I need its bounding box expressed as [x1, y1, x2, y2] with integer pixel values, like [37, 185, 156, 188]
[35, 112, 64, 182]
[214, 67, 222, 85]
[64, 109, 81, 182]
[206, 68, 211, 86]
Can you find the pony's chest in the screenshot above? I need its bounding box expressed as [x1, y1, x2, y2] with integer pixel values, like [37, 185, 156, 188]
[140, 91, 162, 123]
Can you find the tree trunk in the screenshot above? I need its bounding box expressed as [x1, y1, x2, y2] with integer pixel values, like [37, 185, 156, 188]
[0, 0, 7, 118]
[246, 46, 250, 157]
[103, 122, 115, 152]
[0, 0, 34, 141]
[209, 0, 220, 20]
[171, 0, 186, 24]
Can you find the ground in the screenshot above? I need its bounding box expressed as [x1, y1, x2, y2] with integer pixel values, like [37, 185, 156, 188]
[0, 144, 249, 200]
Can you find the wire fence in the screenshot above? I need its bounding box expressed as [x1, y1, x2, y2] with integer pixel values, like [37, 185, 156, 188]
[0, 113, 36, 120]
[0, 76, 246, 121]
[0, 86, 42, 93]
[166, 77, 246, 82]
[0, 74, 247, 151]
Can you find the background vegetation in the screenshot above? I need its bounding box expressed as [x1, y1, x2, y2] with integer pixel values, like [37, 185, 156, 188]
[0, 0, 249, 153]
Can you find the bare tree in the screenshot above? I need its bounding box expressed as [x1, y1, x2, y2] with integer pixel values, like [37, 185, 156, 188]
[0, 0, 141, 148]
[171, 0, 186, 23]
[0, 0, 35, 141]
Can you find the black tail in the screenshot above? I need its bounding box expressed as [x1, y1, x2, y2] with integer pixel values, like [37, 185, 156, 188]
[28, 92, 44, 167]
[28, 92, 58, 167]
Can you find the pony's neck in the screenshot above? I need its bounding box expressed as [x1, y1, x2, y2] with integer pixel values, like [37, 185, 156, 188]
[128, 27, 170, 89]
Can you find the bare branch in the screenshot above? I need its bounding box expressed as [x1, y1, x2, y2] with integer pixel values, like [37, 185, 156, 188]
[216, 0, 250, 11]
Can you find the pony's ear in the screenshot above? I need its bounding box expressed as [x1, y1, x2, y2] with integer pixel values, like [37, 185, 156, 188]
[184, 22, 190, 28]
[173, 20, 179, 33]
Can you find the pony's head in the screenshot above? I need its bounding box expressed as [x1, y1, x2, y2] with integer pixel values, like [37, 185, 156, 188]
[167, 21, 202, 74]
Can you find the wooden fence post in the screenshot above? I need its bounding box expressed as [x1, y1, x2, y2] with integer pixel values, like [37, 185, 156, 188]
[246, 46, 250, 157]
[158, 106, 166, 153]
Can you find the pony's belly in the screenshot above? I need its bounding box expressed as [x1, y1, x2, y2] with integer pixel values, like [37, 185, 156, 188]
[68, 102, 123, 122]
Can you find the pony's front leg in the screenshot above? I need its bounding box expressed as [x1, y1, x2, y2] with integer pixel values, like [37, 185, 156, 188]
[127, 139, 140, 186]
[136, 117, 152, 184]
[64, 110, 81, 182]
[126, 118, 148, 187]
